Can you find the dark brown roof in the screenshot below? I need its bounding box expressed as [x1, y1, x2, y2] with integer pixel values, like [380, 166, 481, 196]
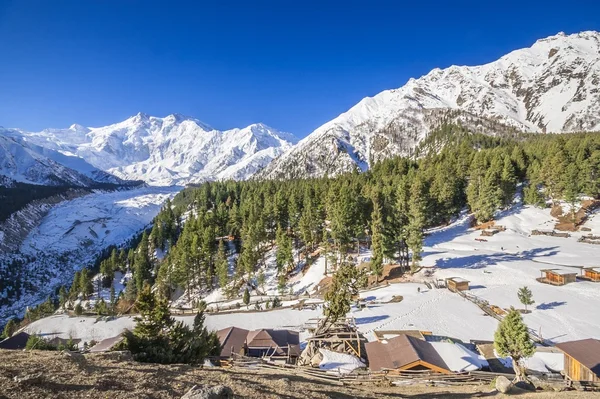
[217, 327, 300, 357]
[0, 332, 30, 350]
[365, 334, 449, 372]
[247, 329, 299, 348]
[216, 327, 249, 358]
[556, 339, 600, 376]
[246, 329, 300, 356]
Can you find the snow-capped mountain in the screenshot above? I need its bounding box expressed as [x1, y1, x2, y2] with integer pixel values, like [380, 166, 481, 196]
[16, 113, 297, 186]
[0, 129, 122, 187]
[259, 31, 600, 180]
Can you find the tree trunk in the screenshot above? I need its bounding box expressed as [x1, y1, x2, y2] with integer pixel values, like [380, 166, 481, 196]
[513, 358, 524, 382]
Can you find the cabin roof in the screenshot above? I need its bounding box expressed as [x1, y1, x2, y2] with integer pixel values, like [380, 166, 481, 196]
[217, 327, 300, 357]
[447, 277, 469, 283]
[216, 327, 250, 358]
[0, 332, 30, 350]
[583, 267, 600, 272]
[556, 339, 600, 377]
[365, 334, 449, 372]
[541, 268, 578, 276]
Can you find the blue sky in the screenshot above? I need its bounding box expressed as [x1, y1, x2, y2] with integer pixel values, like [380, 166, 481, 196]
[0, 0, 598, 137]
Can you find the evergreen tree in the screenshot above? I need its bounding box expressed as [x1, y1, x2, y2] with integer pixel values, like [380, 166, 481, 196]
[243, 287, 250, 306]
[109, 285, 116, 313]
[69, 271, 81, 300]
[215, 240, 229, 288]
[501, 156, 517, 208]
[2, 319, 17, 338]
[79, 268, 94, 300]
[122, 285, 220, 364]
[370, 193, 384, 282]
[517, 286, 535, 312]
[134, 231, 152, 294]
[275, 224, 294, 274]
[407, 175, 427, 271]
[494, 308, 535, 380]
[321, 263, 366, 332]
[74, 302, 83, 316]
[58, 286, 68, 309]
[257, 269, 266, 293]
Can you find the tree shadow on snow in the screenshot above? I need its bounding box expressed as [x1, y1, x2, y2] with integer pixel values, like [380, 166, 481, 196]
[468, 285, 487, 290]
[354, 315, 389, 325]
[434, 246, 559, 269]
[536, 301, 567, 310]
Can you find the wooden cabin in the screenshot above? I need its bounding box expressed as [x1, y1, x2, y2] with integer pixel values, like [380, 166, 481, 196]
[583, 267, 600, 282]
[216, 327, 300, 364]
[556, 339, 600, 383]
[365, 334, 450, 374]
[446, 277, 470, 292]
[539, 269, 578, 286]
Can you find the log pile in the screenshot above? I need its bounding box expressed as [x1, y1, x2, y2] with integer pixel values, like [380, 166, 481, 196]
[531, 230, 570, 238]
[298, 318, 367, 367]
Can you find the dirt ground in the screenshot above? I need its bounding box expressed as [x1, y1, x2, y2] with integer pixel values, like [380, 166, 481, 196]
[0, 350, 597, 399]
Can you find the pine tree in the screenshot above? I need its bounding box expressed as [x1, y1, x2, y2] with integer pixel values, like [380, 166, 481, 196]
[70, 271, 81, 300]
[215, 240, 229, 288]
[517, 286, 535, 312]
[277, 273, 287, 295]
[74, 302, 83, 316]
[275, 224, 294, 274]
[134, 231, 152, 294]
[79, 268, 94, 300]
[370, 194, 384, 282]
[243, 287, 250, 306]
[109, 285, 116, 314]
[494, 308, 535, 380]
[407, 175, 427, 272]
[58, 286, 68, 309]
[2, 319, 17, 338]
[501, 156, 517, 208]
[257, 269, 266, 293]
[321, 263, 366, 333]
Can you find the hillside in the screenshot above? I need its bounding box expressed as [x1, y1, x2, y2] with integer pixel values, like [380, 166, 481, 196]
[0, 350, 595, 399]
[258, 31, 600, 179]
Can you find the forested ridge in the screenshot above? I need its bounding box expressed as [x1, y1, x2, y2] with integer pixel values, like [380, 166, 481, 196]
[78, 125, 598, 309]
[10, 125, 598, 325]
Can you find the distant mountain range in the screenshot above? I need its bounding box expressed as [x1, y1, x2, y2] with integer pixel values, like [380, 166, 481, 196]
[1, 31, 599, 185]
[2, 113, 296, 186]
[258, 31, 600, 179]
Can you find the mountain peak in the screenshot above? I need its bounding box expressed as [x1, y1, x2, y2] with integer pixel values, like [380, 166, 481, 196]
[257, 30, 600, 180]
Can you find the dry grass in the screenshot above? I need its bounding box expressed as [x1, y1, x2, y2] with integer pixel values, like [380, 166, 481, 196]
[0, 349, 596, 399]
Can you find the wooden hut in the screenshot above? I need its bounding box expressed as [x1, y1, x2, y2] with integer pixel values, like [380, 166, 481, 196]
[216, 327, 300, 364]
[365, 334, 450, 374]
[538, 269, 578, 286]
[446, 277, 470, 292]
[583, 267, 600, 282]
[556, 339, 600, 383]
[216, 327, 250, 359]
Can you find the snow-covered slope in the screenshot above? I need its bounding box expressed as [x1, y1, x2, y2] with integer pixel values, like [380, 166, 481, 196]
[259, 31, 600, 179]
[0, 129, 122, 186]
[17, 113, 297, 186]
[0, 186, 179, 324]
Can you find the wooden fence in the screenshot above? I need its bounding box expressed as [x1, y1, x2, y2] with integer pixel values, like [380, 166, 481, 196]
[227, 354, 528, 387]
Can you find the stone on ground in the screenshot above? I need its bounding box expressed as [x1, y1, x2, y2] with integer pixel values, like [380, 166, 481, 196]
[181, 384, 233, 399]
